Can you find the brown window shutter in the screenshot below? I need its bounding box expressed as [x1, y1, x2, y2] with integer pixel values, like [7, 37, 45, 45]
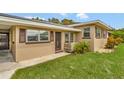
[19, 29, 26, 43]
[50, 31, 54, 42]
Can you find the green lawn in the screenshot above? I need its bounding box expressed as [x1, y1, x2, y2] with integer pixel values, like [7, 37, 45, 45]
[11, 44, 124, 79]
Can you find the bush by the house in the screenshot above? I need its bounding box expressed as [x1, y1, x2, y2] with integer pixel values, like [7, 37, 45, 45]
[105, 36, 123, 49]
[114, 37, 123, 45]
[73, 41, 89, 54]
[105, 36, 115, 49]
[110, 31, 124, 42]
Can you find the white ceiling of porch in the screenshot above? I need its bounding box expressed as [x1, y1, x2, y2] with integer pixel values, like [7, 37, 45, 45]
[0, 24, 11, 29]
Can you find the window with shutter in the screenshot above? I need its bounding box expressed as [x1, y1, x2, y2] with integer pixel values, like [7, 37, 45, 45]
[19, 29, 26, 43]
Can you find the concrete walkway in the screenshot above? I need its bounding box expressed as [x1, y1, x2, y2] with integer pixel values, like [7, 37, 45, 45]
[0, 52, 70, 79]
[0, 50, 14, 63]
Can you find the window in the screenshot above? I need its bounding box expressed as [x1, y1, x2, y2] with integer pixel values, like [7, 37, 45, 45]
[27, 30, 39, 42]
[26, 29, 49, 42]
[83, 27, 90, 39]
[103, 31, 107, 38]
[65, 32, 69, 43]
[39, 31, 48, 41]
[65, 32, 74, 43]
[95, 27, 101, 39]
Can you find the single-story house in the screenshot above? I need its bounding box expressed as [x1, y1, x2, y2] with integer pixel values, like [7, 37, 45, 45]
[0, 13, 112, 62]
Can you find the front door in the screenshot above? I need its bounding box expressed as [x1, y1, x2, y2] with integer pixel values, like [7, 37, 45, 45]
[55, 32, 61, 52]
[0, 33, 9, 50]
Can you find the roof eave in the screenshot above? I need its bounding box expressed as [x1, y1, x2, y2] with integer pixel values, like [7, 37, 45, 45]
[0, 15, 81, 32]
[69, 20, 113, 30]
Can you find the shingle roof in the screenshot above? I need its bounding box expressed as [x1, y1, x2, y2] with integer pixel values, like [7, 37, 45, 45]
[0, 13, 73, 28]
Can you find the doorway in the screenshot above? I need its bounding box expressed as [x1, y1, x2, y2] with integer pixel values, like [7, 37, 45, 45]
[55, 32, 61, 52]
[0, 33, 9, 50]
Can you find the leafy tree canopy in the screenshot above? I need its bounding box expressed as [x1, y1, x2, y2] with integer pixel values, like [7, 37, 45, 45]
[48, 18, 76, 25]
[61, 18, 75, 25]
[31, 16, 77, 25]
[32, 17, 44, 21]
[48, 18, 61, 24]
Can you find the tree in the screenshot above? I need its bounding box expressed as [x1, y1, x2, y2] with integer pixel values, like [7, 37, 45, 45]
[48, 18, 60, 24]
[48, 18, 76, 25]
[32, 17, 44, 21]
[61, 18, 75, 25]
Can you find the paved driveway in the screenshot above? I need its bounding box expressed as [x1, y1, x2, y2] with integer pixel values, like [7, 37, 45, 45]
[0, 52, 70, 79]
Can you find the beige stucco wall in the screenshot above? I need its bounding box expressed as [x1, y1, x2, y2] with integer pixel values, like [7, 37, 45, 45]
[14, 26, 55, 62]
[16, 43, 55, 61]
[94, 39, 107, 51]
[74, 25, 95, 51]
[13, 26, 77, 62]
[94, 26, 108, 51]
[10, 26, 17, 61]
[75, 32, 82, 42]
[93, 25, 108, 51]
[74, 25, 108, 51]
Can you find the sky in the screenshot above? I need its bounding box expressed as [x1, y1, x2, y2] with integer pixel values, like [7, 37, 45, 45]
[10, 13, 124, 29]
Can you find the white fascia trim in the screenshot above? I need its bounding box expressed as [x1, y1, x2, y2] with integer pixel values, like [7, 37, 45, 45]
[0, 16, 81, 32]
[69, 20, 113, 30]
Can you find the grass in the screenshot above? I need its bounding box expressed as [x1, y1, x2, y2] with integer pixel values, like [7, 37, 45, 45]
[11, 43, 124, 79]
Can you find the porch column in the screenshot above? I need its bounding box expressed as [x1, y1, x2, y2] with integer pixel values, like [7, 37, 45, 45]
[61, 32, 65, 51]
[90, 25, 96, 51]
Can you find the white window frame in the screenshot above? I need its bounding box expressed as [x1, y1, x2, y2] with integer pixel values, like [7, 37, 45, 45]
[103, 31, 107, 39]
[95, 27, 102, 39]
[65, 32, 70, 43]
[65, 32, 74, 43]
[26, 29, 49, 43]
[83, 27, 91, 39]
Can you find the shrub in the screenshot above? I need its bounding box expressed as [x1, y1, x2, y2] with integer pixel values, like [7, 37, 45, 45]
[73, 41, 89, 54]
[111, 31, 124, 42]
[105, 36, 115, 49]
[114, 37, 123, 45]
[105, 36, 123, 49]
